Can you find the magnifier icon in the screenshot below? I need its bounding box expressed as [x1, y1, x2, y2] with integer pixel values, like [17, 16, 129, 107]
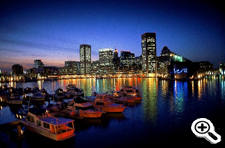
[191, 118, 221, 144]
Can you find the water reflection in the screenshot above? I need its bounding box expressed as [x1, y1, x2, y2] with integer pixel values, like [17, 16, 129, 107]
[142, 78, 158, 125]
[1, 78, 225, 147]
[171, 81, 187, 114]
[222, 80, 225, 102]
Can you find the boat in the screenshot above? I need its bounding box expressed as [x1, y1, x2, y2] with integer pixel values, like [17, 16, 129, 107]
[20, 108, 75, 141]
[65, 84, 84, 98]
[6, 93, 23, 105]
[54, 88, 65, 100]
[92, 94, 126, 113]
[118, 86, 142, 101]
[27, 91, 45, 103]
[64, 99, 103, 119]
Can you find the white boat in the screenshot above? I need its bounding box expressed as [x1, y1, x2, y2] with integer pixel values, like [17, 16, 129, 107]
[20, 108, 75, 141]
[93, 94, 126, 113]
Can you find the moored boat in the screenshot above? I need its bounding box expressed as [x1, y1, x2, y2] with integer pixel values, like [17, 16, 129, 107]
[93, 94, 126, 113]
[118, 86, 142, 101]
[65, 84, 84, 98]
[20, 108, 75, 141]
[54, 88, 65, 100]
[6, 93, 23, 105]
[65, 100, 104, 119]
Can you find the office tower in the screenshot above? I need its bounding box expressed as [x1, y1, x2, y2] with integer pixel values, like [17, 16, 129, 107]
[99, 48, 113, 66]
[80, 44, 91, 75]
[120, 51, 135, 66]
[141, 32, 156, 74]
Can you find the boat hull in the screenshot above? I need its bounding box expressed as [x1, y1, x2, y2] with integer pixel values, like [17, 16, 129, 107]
[94, 106, 125, 113]
[21, 120, 75, 141]
[7, 99, 23, 105]
[80, 110, 103, 118]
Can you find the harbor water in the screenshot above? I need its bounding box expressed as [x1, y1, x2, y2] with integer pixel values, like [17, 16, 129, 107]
[0, 78, 225, 147]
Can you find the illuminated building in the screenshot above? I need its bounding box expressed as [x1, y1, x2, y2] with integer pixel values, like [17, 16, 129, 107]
[80, 44, 91, 75]
[12, 64, 23, 75]
[141, 33, 156, 74]
[91, 60, 100, 74]
[34, 59, 44, 68]
[158, 46, 192, 77]
[60, 61, 80, 75]
[219, 63, 225, 75]
[160, 46, 191, 63]
[99, 48, 113, 66]
[120, 51, 135, 67]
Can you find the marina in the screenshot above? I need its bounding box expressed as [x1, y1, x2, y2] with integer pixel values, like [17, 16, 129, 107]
[0, 78, 225, 147]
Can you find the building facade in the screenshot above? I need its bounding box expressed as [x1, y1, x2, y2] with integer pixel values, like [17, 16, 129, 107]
[120, 51, 135, 67]
[141, 33, 156, 75]
[60, 61, 80, 75]
[99, 48, 113, 66]
[80, 44, 91, 75]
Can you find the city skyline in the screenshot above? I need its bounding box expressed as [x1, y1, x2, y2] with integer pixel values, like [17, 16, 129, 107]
[0, 0, 225, 72]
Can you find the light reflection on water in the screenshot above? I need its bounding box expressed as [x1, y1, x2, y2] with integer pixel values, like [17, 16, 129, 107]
[0, 78, 225, 147]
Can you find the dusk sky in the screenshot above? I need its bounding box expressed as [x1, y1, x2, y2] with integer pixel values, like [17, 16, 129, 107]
[0, 0, 224, 72]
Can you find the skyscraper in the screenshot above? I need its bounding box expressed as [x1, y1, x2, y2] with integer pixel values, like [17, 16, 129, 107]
[141, 32, 156, 74]
[80, 44, 91, 75]
[114, 49, 118, 60]
[99, 48, 113, 66]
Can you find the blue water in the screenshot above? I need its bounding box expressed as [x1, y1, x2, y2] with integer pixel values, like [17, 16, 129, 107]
[1, 78, 225, 147]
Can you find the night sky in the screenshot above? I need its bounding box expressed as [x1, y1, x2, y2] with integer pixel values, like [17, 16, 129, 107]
[0, 0, 224, 72]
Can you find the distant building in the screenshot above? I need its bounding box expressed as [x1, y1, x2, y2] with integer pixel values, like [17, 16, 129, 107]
[65, 61, 80, 68]
[44, 66, 59, 75]
[80, 44, 91, 75]
[91, 60, 100, 74]
[60, 61, 80, 75]
[114, 49, 118, 60]
[120, 51, 135, 67]
[34, 59, 44, 68]
[141, 32, 156, 74]
[12, 64, 23, 75]
[158, 46, 192, 76]
[99, 48, 113, 66]
[219, 63, 225, 75]
[161, 46, 191, 63]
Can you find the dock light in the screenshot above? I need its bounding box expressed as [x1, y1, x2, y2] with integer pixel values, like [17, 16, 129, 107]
[0, 105, 2, 110]
[16, 114, 18, 118]
[0, 97, 2, 102]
